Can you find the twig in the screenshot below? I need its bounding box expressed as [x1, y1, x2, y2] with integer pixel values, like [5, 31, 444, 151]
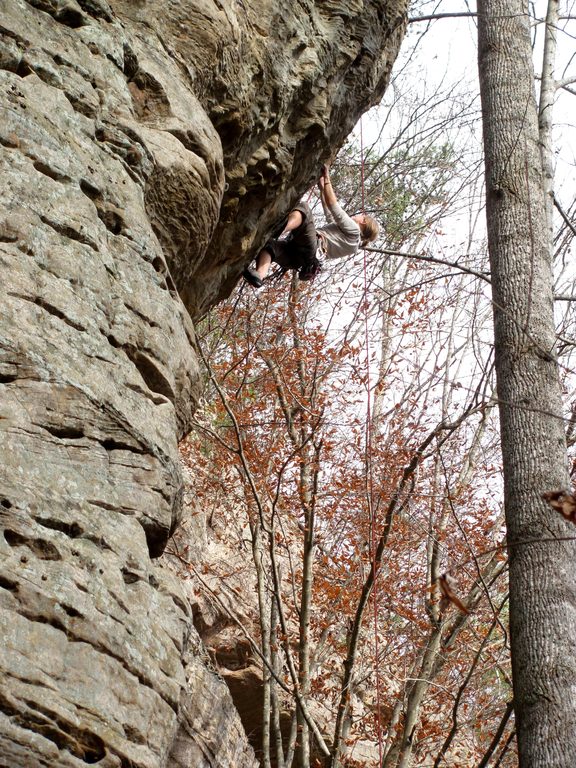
[433, 596, 508, 767]
[553, 194, 576, 239]
[408, 11, 478, 23]
[476, 700, 515, 768]
[366, 246, 491, 283]
[166, 546, 331, 757]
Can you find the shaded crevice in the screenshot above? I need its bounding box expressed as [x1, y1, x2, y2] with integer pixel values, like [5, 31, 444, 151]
[52, 53, 69, 67]
[79, 178, 101, 200]
[33, 160, 71, 182]
[38, 214, 99, 251]
[34, 517, 114, 552]
[122, 724, 146, 746]
[0, 574, 19, 592]
[140, 517, 170, 559]
[76, 0, 113, 21]
[4, 529, 62, 561]
[0, 26, 26, 45]
[8, 292, 88, 332]
[18, 609, 69, 635]
[183, 322, 198, 350]
[118, 759, 143, 768]
[125, 381, 170, 406]
[121, 568, 141, 585]
[108, 588, 131, 616]
[211, 107, 246, 153]
[63, 89, 98, 119]
[106, 333, 122, 349]
[151, 483, 174, 506]
[17, 609, 179, 711]
[79, 178, 126, 235]
[15, 56, 47, 79]
[24, 0, 86, 27]
[8, 684, 144, 768]
[18, 698, 106, 763]
[170, 592, 190, 617]
[122, 43, 139, 79]
[94, 124, 148, 184]
[127, 71, 171, 122]
[124, 348, 175, 403]
[0, 690, 20, 717]
[12, 55, 99, 123]
[0, 231, 19, 244]
[43, 424, 85, 440]
[166, 274, 179, 296]
[148, 573, 159, 589]
[33, 516, 84, 538]
[54, 5, 86, 28]
[151, 256, 166, 275]
[0, 132, 22, 149]
[115, 120, 154, 161]
[169, 634, 183, 654]
[98, 436, 145, 454]
[165, 127, 221, 190]
[124, 302, 161, 329]
[23, 62, 59, 87]
[164, 128, 208, 163]
[83, 534, 113, 551]
[147, 256, 178, 295]
[87, 499, 135, 516]
[96, 206, 124, 235]
[86, 498, 124, 511]
[60, 603, 83, 618]
[34, 296, 88, 332]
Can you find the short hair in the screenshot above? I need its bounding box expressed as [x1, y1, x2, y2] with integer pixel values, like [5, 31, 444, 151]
[360, 215, 380, 247]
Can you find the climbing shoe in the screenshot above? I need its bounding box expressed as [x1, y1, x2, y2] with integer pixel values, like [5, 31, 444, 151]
[243, 268, 263, 288]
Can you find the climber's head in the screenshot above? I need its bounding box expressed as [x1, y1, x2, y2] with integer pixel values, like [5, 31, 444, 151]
[353, 213, 380, 247]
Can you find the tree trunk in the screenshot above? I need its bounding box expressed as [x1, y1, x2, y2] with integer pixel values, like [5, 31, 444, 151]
[477, 0, 576, 763]
[537, 0, 559, 241]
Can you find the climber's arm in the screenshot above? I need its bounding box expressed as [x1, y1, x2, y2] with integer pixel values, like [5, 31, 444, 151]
[319, 163, 338, 209]
[319, 164, 361, 244]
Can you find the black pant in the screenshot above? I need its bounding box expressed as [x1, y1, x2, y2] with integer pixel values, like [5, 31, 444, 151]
[265, 202, 318, 272]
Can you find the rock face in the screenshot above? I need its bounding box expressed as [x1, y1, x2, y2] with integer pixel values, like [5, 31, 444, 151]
[0, 0, 405, 765]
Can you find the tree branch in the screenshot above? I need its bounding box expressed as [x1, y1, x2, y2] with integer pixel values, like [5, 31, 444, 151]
[476, 700, 515, 768]
[408, 11, 478, 23]
[366, 246, 491, 283]
[432, 596, 509, 767]
[553, 194, 576, 239]
[557, 75, 576, 88]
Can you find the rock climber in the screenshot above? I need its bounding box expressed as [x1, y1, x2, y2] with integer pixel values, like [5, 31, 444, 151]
[242, 163, 380, 288]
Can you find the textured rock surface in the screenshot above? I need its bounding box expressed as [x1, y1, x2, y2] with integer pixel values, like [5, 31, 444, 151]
[0, 0, 405, 765]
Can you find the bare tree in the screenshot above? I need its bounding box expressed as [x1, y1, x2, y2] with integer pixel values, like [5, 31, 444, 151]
[477, 0, 576, 763]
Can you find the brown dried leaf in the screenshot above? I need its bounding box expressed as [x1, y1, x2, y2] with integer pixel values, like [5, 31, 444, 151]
[542, 490, 576, 524]
[438, 572, 469, 615]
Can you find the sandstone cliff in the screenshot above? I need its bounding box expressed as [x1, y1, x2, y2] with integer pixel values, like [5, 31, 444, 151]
[0, 0, 406, 765]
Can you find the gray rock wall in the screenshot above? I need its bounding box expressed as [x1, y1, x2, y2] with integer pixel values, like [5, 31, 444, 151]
[0, 0, 405, 765]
